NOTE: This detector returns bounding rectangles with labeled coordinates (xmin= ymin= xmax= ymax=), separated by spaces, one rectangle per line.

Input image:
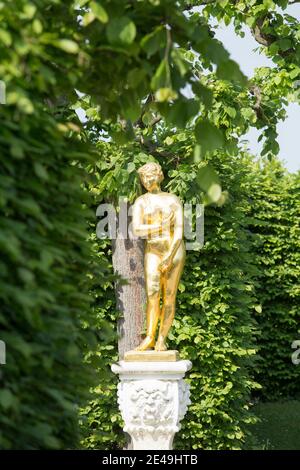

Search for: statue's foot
xmin=135 ymin=335 xmax=155 ymax=351
xmin=155 ymin=336 xmax=167 ymax=351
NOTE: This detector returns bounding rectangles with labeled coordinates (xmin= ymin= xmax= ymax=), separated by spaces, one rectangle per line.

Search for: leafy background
xmin=0 ymin=0 xmax=299 ymax=450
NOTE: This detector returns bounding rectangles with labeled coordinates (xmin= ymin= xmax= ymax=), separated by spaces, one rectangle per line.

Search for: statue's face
xmin=140 ymin=170 xmax=161 ymax=192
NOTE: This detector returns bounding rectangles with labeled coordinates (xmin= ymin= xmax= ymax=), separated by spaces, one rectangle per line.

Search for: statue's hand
xmin=159 ymin=254 xmax=173 ymax=273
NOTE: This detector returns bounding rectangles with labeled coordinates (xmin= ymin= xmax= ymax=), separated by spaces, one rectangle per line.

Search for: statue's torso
xmin=140 ymin=192 xmax=182 ymax=256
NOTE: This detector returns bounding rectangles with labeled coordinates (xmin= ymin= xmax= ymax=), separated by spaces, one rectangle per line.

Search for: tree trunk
xmin=112 ymin=230 xmax=146 ymax=360
xmin=111 ymin=205 xmax=146 ymax=449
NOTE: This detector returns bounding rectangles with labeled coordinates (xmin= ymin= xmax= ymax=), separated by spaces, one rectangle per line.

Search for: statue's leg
xmin=155 ymin=245 xmax=185 ymax=351
xmin=135 ymin=250 xmax=161 ymax=351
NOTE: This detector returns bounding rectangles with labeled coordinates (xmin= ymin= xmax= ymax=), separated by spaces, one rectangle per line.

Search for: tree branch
xmin=137 ymin=135 xmax=175 ymax=160
xmin=249 ymin=84 xmax=270 ymax=122
xmin=251 ymin=16 xmax=276 ymax=47
xmin=250 ymin=14 xmax=295 ymax=58
xmin=250 ymin=84 xmax=262 ymax=110
xmin=185 ymin=0 xmax=216 ymax=7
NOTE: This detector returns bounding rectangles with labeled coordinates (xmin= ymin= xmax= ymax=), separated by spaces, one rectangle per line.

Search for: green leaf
xmin=120 ymin=91 xmax=141 ymax=121
xmin=53 ymin=39 xmax=79 ymax=54
xmin=195 ymin=120 xmax=224 ymax=154
xmin=32 ymin=19 xmax=43 ymax=35
xmin=274 ymin=75 xmax=281 ymax=85
xmin=277 ymin=38 xmax=292 ymax=52
xmin=18 ymin=268 xmax=35 ymax=284
xmin=192 ymin=82 xmax=213 ymax=107
xmin=225 ymin=106 xmax=237 ymax=118
xmin=217 ymin=59 xmax=247 ymax=85
xmin=207 ymin=183 xmax=222 ymax=203
xmin=164 ymin=136 xmax=174 ymax=145
xmin=0 ymin=390 xmax=15 ymax=410
xmin=6 ymin=334 xmax=32 ymax=358
xmin=106 ymin=16 xmax=136 ymax=45
xmin=141 ymin=25 xmax=165 ymax=57
xmin=127 ymin=162 xmax=135 ymax=173
xmin=194 ymin=38 xmax=229 ymax=65
xmin=90 ymin=1 xmax=108 ymax=23
xmin=290 ymin=67 xmax=300 ymax=79
xmin=151 ymin=59 xmax=169 ymax=90
xmin=111 ymin=127 xmax=135 ymax=145
xmin=82 ymin=11 xmax=96 ymax=26
xmin=196 ymin=164 xmax=222 ymax=203
xmin=10 ymin=141 xmax=25 ymax=159
xmin=18 ymin=198 xmax=41 ymax=216
xmin=165 ymin=98 xmax=200 ymax=127
xmin=171 ymin=48 xmax=189 ymax=76
xmin=0 ymin=29 xmax=12 ymax=46
xmin=194 ymin=144 xmax=201 ymax=162
xmin=241 ymin=107 xmax=254 ymax=120
xmin=155 ymin=87 xmax=178 ymax=102
xmin=34 ymin=162 xmax=49 ymax=180
xmin=127 ymin=68 xmax=147 ymax=88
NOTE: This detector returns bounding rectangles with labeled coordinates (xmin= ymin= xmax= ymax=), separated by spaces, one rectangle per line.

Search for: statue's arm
xmin=165 ymin=200 xmax=184 ymax=261
xmin=132 ymin=198 xmax=168 ymax=238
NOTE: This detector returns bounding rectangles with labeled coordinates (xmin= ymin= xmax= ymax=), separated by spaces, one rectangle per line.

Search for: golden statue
xmin=130 ymin=162 xmax=185 ymax=355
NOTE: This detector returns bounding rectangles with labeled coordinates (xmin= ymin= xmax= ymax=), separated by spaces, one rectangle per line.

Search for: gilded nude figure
xmin=132 ymin=162 xmax=185 ymax=352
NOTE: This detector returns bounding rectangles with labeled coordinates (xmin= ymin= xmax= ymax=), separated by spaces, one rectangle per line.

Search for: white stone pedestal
xmin=111 ymin=360 xmax=192 ymax=450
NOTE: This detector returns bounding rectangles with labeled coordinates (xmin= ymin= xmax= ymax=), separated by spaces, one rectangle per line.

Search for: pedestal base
xmin=124 ymin=350 xmax=179 ymax=362
xmin=111 ymin=359 xmax=192 ymax=450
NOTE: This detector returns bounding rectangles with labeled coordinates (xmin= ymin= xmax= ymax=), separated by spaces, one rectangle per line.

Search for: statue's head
xmin=138 ymin=162 xmax=164 ymax=192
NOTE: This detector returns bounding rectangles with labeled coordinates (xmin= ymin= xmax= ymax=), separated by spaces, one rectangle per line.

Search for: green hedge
xmin=0 ymin=0 xmax=102 ymax=449
xmin=167 ymin=157 xmax=260 ymax=449
xmin=0 ymin=103 xmax=102 ymax=448
xmin=79 ymin=236 xmax=124 ymax=450
xmin=247 ymin=160 xmax=300 ymax=400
